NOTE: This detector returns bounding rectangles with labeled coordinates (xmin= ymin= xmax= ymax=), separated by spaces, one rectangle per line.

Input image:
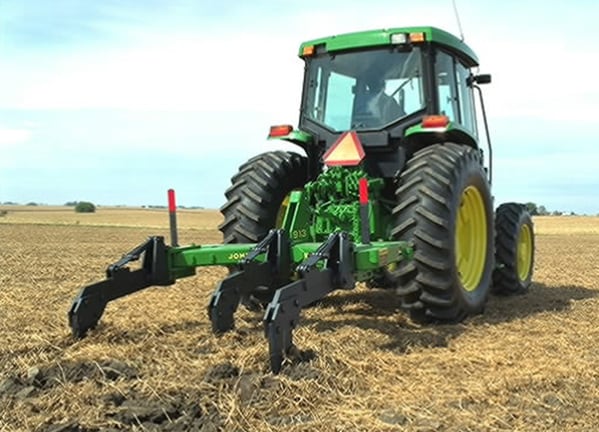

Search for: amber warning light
xmin=268 ymin=124 xmax=293 ymax=138
xmin=302 ymin=45 xmax=315 ymax=56
xmin=409 ymin=32 xmax=426 ymax=43
xmin=322 ymin=131 xmax=365 ymax=167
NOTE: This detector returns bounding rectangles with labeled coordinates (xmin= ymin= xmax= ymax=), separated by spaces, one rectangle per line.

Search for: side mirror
xmin=472 ymin=74 xmax=492 ymax=85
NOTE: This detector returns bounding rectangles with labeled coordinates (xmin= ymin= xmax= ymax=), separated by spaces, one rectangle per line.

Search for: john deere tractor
xmin=69 ymin=26 xmax=535 ymax=373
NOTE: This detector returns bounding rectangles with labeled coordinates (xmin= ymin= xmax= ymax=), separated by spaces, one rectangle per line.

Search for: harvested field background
xmin=1 ymin=206 xmax=599 ymax=431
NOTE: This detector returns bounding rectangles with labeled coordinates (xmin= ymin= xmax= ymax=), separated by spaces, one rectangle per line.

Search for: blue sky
xmin=1 ymin=0 xmax=598 ymax=213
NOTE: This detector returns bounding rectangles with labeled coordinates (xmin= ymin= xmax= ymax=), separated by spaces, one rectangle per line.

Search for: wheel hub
xmin=517 ymin=224 xmax=533 ymax=281
xmin=455 ymin=185 xmax=487 ymax=292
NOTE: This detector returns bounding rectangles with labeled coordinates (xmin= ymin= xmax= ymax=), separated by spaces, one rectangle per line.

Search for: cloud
xmin=0 ymin=1 xmax=462 ymax=113
xmin=0 ymin=33 xmax=305 ymax=121
xmin=479 ymin=44 xmax=599 ymax=121
xmin=1 ymin=0 xmax=598 ymax=212
xmin=0 ymin=125 xmax=32 ymax=172
xmin=0 ymin=126 xmax=31 ymax=148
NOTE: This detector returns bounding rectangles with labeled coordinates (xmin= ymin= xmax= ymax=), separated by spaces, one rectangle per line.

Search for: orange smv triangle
xmin=322 ymin=131 xmax=365 ymax=167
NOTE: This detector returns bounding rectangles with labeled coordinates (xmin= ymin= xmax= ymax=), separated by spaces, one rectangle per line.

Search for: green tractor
xmin=69 ymin=26 xmax=535 ymax=373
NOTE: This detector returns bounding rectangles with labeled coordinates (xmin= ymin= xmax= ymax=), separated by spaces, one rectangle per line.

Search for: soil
xmin=1 ymin=211 xmax=599 ymax=431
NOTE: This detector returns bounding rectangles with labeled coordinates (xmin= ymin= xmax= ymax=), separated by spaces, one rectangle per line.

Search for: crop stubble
xmin=1 ymin=208 xmax=598 ymax=431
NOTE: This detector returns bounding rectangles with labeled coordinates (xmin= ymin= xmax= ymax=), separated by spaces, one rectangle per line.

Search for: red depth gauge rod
xmin=358 ymin=178 xmax=370 ymax=244
xmin=167 ymin=188 xmax=179 ymax=247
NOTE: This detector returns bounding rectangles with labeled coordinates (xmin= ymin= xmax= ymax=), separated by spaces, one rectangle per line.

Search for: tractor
xmin=69 ymin=26 xmax=535 ymax=373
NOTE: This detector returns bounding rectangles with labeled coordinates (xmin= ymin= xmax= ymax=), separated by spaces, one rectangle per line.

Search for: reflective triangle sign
xmin=322 ymin=131 xmax=365 ymax=167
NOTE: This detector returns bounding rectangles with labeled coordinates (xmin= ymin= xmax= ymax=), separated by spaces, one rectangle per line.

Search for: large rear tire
xmin=492 ymin=203 xmax=534 ymax=295
xmin=218 ymin=151 xmax=308 ymax=244
xmin=218 ymin=151 xmax=308 ymax=309
xmin=392 ymin=143 xmax=494 ymax=322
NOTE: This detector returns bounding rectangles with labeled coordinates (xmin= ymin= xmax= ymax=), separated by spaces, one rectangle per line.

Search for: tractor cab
xmin=295 ymin=27 xmax=491 ymax=158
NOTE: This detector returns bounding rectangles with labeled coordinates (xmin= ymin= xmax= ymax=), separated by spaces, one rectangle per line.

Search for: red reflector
xmin=359 ymin=178 xmax=369 ymax=205
xmin=268 ymin=124 xmax=293 ymax=138
xmin=422 ymin=115 xmax=450 ymax=128
xmin=322 ymin=131 xmax=365 ymax=167
xmin=167 ymin=189 xmax=177 ymax=213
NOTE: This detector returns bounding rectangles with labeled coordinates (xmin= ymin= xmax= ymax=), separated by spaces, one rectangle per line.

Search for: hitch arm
xmin=264 ymin=232 xmax=354 ymax=373
xmin=208 ymin=230 xmax=292 ymax=333
xmin=68 ymin=236 xmax=173 ymax=338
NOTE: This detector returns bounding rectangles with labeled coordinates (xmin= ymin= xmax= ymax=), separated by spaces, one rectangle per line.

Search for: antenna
xmin=452 ymin=0 xmax=465 ymax=41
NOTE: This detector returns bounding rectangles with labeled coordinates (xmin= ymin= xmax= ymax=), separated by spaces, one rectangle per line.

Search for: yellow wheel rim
xmin=275 ymin=193 xmax=291 ymax=228
xmin=517 ymin=224 xmax=533 ymax=281
xmin=455 ymin=186 xmax=487 ymax=292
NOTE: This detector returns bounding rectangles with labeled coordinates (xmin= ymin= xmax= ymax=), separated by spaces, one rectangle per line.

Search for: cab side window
xmin=436 ymin=51 xmax=458 ymax=122
xmin=455 ymin=62 xmax=477 ymax=135
xmin=436 ymin=50 xmax=478 ymax=135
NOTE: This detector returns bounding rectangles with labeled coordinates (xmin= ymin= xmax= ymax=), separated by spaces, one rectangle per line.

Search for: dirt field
xmin=1 ymin=206 xmax=598 ymax=431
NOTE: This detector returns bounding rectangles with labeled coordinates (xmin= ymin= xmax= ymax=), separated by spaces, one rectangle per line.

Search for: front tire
xmin=392 ymin=143 xmax=494 ymax=322
xmin=492 ymin=203 xmax=534 ymax=295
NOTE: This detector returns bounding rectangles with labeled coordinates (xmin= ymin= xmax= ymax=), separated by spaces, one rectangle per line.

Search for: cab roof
xmin=299 ymin=26 xmax=479 ymax=67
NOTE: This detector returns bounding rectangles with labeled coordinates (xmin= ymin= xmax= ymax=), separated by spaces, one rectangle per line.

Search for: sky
xmin=1 ymin=0 xmax=598 ymax=213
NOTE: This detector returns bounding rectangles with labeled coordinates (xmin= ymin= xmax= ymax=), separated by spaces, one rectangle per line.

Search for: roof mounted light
xmin=409 ymin=32 xmax=426 ymax=43
xmin=390 ymin=33 xmax=408 ymax=44
xmin=302 ymin=45 xmax=315 ymax=56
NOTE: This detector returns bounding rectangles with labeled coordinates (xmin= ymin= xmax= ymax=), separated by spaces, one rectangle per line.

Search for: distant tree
xmin=570 ymin=211 xmax=577 ymax=216
xmin=537 ymin=205 xmax=549 ymax=216
xmin=26 ymin=202 xmax=38 ymax=206
xmin=75 ymin=201 xmax=96 ymax=213
xmin=64 ymin=201 xmax=79 ymax=206
xmin=552 ymin=210 xmax=563 ymax=216
xmin=525 ymin=202 xmax=538 ymax=216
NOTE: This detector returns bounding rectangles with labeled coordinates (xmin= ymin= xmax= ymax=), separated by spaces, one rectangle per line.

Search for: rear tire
xmin=492 ymin=203 xmax=534 ymax=295
xmin=392 ymin=143 xmax=494 ymax=322
xmin=219 ymin=151 xmax=308 ymax=244
xmin=218 ymin=151 xmax=308 ymax=309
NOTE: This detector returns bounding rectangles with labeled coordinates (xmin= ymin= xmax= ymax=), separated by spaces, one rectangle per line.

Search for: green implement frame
xmin=69 ymin=212 xmax=412 ymax=373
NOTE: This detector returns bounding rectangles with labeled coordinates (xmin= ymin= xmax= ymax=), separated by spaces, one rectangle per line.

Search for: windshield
xmin=302 ymin=47 xmax=424 ymax=131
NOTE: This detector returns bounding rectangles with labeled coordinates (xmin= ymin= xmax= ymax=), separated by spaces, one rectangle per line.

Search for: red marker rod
xmin=167 ymin=189 xmax=179 ymax=247
xmin=358 ymin=178 xmax=370 ymax=244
